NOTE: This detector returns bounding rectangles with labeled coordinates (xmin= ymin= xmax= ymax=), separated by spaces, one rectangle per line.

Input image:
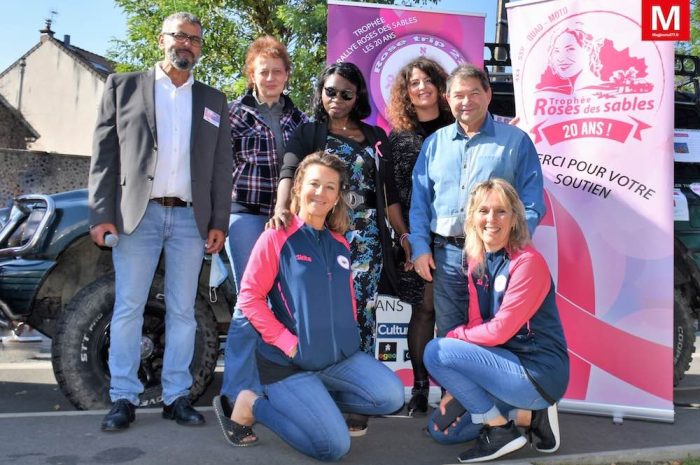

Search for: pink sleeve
xmin=237 ymin=229 xmax=298 ymax=356
xmin=449 ymin=250 xmax=551 ymax=346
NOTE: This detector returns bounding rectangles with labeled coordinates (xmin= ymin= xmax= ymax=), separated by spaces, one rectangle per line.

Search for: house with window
xmin=0 ymin=20 xmax=114 ymax=155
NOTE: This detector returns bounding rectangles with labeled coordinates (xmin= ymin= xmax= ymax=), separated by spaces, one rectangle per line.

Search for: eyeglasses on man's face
xmin=324 ymin=87 xmax=355 ymax=101
xmin=162 ymin=31 xmax=203 ymax=47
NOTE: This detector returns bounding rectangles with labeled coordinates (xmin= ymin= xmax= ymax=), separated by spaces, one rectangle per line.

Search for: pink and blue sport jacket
xmin=238 ymin=215 xmax=360 ymax=375
xmin=447 ymin=245 xmax=569 ymax=402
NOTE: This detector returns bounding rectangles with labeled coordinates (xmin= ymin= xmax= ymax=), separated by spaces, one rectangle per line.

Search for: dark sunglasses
xmin=324 ymin=87 xmax=355 ymax=101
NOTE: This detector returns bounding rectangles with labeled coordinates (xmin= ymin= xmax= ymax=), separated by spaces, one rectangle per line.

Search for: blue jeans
xmin=423 ymin=337 xmax=550 ymax=444
xmin=110 ymin=202 xmax=204 ymax=405
xmin=432 ymin=236 xmax=469 ymax=336
xmin=220 ymin=210 xmax=267 ymax=399
xmin=225 ymin=210 xmax=268 ymax=292
xmin=253 ymin=351 xmax=404 ymax=461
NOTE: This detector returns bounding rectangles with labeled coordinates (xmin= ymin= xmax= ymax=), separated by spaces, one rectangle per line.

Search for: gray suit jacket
xmin=88 ymin=68 xmax=233 ymax=239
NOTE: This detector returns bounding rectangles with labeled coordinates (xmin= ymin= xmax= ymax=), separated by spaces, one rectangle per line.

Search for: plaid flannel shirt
xmin=229 ymin=92 xmax=308 ymax=216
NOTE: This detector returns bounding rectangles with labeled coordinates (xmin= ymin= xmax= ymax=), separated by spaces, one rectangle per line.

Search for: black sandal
xmin=213 ymin=395 xmax=259 ymax=447
xmin=346 ymin=413 xmax=369 ymax=437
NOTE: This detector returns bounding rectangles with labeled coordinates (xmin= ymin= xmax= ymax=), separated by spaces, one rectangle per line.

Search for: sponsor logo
xmin=377 ymin=323 xmax=409 ymax=338
xmin=296 ymin=254 xmax=312 ymax=262
xmin=337 ymin=255 xmax=350 ymax=269
xmin=403 ymin=349 xmax=411 ymax=362
xmin=642 ymin=0 xmax=690 ymax=41
xmin=377 ymin=342 xmax=397 ymax=362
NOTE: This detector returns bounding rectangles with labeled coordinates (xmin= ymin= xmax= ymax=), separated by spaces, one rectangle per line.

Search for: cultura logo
xmin=377 ymin=323 xmax=409 ymax=337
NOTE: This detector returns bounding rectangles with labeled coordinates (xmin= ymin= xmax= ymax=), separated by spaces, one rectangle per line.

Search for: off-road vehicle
xmin=0 ymin=190 xmax=234 ymax=409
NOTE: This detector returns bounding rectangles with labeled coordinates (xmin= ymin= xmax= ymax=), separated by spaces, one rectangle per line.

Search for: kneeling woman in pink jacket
xmin=424 ymin=179 xmax=569 ymax=463
xmin=215 ymin=151 xmax=404 ymax=460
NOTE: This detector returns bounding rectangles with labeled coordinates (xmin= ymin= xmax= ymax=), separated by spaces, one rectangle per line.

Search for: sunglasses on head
xmin=324 ymin=87 xmax=355 ymax=101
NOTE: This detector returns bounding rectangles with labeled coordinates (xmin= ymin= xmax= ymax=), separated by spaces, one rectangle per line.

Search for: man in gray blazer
xmin=88 ymin=12 xmax=233 ymax=432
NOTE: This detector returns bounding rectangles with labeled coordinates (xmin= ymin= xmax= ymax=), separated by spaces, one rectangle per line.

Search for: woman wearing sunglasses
xmin=385 ymin=57 xmax=455 ymax=417
xmin=269 ymin=62 xmax=411 ymax=436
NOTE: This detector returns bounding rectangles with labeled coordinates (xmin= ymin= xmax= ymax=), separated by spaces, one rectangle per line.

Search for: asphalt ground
xmin=0 ymin=333 xmax=699 ymax=465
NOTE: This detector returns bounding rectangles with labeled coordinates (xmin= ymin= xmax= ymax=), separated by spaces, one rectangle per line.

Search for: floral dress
xmin=326 ymin=134 xmax=382 ymax=354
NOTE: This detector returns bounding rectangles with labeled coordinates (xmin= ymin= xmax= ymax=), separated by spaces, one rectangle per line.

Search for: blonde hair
xmin=464 ymin=179 xmax=530 ymax=276
xmin=290 ymin=152 xmax=350 ymax=234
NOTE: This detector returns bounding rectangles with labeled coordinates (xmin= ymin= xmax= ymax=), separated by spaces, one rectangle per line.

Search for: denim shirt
xmin=409 ymin=114 xmax=545 ymax=259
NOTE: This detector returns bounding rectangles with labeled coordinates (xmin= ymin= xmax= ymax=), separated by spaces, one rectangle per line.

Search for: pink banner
xmin=327 ymin=0 xmax=485 ymax=130
xmin=508 ymin=0 xmax=675 ymax=420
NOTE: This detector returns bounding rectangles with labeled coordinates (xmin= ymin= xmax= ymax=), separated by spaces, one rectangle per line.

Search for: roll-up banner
xmin=326 ymin=0 xmax=485 ymax=131
xmin=508 ymin=0 xmax=675 ymax=422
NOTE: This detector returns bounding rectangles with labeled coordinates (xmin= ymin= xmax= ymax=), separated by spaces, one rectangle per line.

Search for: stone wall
xmin=0 ymin=149 xmax=90 ymax=207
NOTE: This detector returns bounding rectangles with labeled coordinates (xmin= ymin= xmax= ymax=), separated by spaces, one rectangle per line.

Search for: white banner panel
xmin=508 ymin=0 xmax=675 ymax=422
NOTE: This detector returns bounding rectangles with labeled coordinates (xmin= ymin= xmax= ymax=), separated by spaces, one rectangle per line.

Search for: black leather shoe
xmin=162 ymin=396 xmax=205 ymax=426
xmin=101 ymin=399 xmax=136 ymax=432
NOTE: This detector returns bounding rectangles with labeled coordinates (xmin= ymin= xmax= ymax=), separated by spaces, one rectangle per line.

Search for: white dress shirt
xmin=152 ymin=63 xmax=194 ymax=201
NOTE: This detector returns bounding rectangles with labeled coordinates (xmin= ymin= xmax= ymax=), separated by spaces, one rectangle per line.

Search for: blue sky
xmin=0 ymin=0 xmax=498 ymax=71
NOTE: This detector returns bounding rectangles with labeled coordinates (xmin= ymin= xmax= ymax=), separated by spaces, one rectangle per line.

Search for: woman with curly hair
xmin=386 ymin=57 xmax=454 ymax=416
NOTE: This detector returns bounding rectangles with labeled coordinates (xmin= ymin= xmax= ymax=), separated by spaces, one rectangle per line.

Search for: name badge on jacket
xmin=203 ymin=107 xmax=220 ymax=127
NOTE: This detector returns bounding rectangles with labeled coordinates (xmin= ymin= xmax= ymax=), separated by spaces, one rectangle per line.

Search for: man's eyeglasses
xmin=324 ymin=87 xmax=355 ymax=101
xmin=162 ymin=31 xmax=203 ymax=47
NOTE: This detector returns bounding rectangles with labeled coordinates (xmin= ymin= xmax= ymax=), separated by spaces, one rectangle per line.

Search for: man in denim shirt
xmin=409 ymin=63 xmax=545 ymax=337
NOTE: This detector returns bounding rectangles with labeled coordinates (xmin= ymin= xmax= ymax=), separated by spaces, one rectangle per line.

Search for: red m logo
xmin=641 ymin=0 xmax=690 ymax=41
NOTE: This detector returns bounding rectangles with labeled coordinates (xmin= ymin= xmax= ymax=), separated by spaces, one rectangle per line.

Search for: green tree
xmin=109 ymin=0 xmax=437 ymax=111
xmin=675 ymin=0 xmax=699 ymax=94
xmin=676 ymin=0 xmax=699 ymax=55
xmin=690 ymin=0 xmax=700 ymax=55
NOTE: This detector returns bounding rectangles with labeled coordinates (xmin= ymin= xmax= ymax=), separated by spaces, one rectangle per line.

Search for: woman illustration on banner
xmin=386 ymin=57 xmax=454 ymax=417
xmin=270 ymin=61 xmax=411 ymax=436
xmin=221 ymin=152 xmax=404 ymax=460
xmin=536 ymin=22 xmax=604 ymax=95
xmin=423 ymin=179 xmax=569 ymax=463
xmin=214 ymin=35 xmax=308 ymax=447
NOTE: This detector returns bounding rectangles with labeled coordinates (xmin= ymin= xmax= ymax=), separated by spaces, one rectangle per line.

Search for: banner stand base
xmin=559 ymin=399 xmax=674 ymax=424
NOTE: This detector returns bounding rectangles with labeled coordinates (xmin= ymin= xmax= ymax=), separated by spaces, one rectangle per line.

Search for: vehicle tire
xmin=51 ymin=272 xmax=218 ymax=410
xmin=674 ymin=288 xmax=696 ymax=387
